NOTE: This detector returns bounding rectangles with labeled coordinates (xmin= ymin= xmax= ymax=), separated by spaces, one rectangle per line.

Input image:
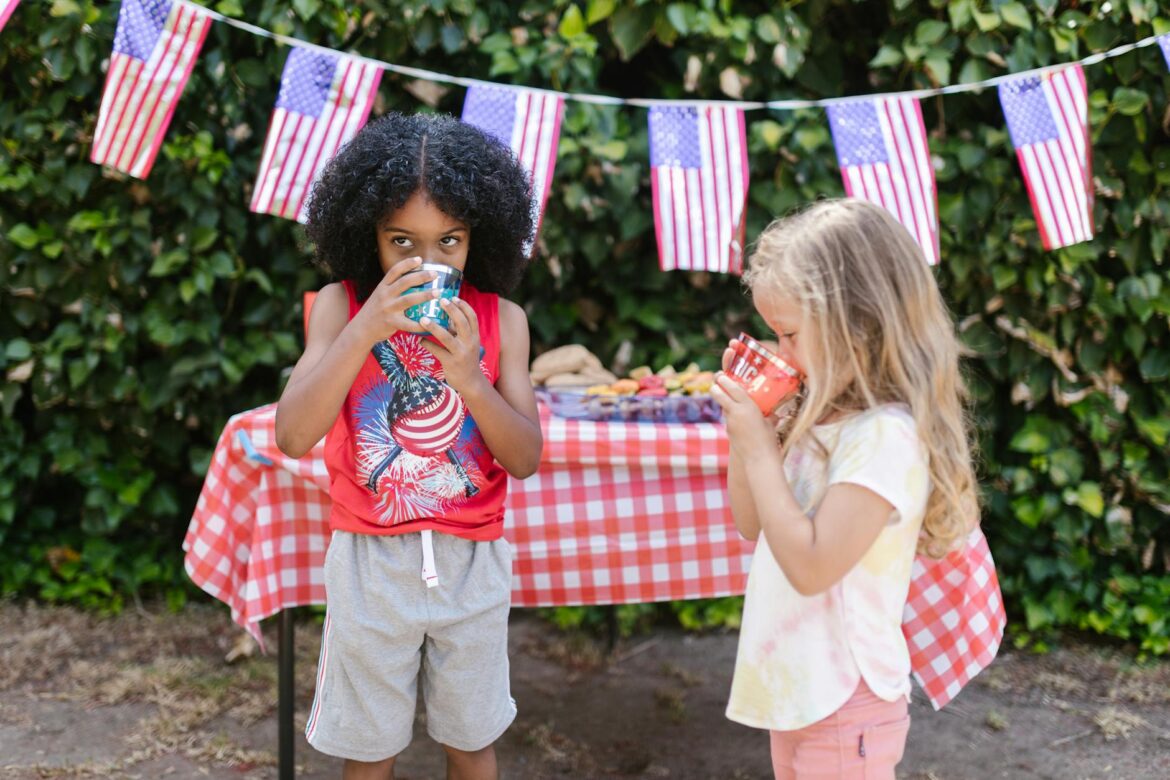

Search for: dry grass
xmin=0 ymin=601 xmax=279 ymax=778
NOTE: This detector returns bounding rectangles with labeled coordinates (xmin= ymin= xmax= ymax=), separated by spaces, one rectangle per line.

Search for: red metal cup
xmin=727 ymin=332 xmax=802 ymax=415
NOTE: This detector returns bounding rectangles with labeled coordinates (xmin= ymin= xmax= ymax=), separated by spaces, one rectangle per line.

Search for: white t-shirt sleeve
xmin=826 ymin=408 xmax=930 ymax=526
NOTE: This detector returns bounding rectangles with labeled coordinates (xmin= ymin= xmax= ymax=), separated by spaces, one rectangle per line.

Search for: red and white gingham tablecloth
xmin=183 ymin=403 xmax=1004 ymax=709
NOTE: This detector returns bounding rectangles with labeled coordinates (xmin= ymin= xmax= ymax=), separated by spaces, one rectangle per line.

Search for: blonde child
xmin=710 ymin=199 xmax=978 ymax=779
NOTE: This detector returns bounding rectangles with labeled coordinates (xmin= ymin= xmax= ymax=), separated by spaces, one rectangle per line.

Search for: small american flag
xmin=251 ymin=48 xmax=382 ymax=223
xmin=1159 ymin=34 xmax=1170 ymax=71
xmin=0 ymin=0 xmax=21 ymax=33
xmin=648 ymin=105 xmax=749 ymax=274
xmin=998 ymin=65 xmax=1093 ymax=250
xmin=90 ymin=0 xmax=212 ymax=179
xmin=826 ymin=97 xmax=939 ymax=265
xmin=462 ymin=85 xmax=564 ymax=242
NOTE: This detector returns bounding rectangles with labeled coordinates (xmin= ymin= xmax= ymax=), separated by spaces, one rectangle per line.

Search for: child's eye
xmin=440 ymin=236 xmax=460 ymax=247
xmin=391 ymin=237 xmax=413 ymax=247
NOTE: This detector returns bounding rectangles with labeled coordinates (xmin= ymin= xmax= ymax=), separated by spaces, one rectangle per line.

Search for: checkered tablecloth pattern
xmin=904 ymin=526 xmax=1006 ymax=709
xmin=184 ymin=402 xmax=1005 ymax=708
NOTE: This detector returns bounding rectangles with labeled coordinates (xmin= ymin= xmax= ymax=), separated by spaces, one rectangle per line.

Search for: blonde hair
xmin=744 ymin=198 xmax=978 ymax=557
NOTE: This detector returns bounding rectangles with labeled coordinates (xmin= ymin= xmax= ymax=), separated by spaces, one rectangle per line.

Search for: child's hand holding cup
xmin=403 ymin=262 xmax=463 ymax=332
xmin=724 ymin=333 xmax=802 ymax=415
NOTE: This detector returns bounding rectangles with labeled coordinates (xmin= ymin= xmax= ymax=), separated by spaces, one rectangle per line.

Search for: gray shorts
xmin=304 ymin=529 xmax=515 ymax=761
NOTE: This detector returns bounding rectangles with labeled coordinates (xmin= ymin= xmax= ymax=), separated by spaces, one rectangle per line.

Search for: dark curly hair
xmin=304 ymin=112 xmax=535 ymax=300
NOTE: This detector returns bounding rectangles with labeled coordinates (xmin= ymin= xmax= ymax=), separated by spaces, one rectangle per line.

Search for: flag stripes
xmin=91 ymin=0 xmax=211 ymax=179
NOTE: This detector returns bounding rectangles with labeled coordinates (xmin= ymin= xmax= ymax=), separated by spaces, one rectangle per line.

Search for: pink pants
xmin=770 ymin=683 xmax=910 ymax=780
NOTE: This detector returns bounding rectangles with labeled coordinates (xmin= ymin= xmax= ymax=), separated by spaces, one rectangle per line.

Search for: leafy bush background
xmin=1 ymin=0 xmax=1168 ymax=652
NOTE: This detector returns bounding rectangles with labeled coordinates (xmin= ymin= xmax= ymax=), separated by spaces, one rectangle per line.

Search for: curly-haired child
xmin=275 ymin=112 xmax=543 ymax=780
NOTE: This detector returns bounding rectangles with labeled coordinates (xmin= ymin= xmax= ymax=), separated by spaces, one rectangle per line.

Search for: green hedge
xmin=1 ymin=0 xmax=1168 ymax=652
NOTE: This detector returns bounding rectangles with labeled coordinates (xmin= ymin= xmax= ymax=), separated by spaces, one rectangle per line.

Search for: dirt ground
xmin=0 ymin=600 xmax=1168 ymax=780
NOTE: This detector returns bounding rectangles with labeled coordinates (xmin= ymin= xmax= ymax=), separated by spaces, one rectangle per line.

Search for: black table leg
xmin=279 ymin=608 xmax=295 ymax=780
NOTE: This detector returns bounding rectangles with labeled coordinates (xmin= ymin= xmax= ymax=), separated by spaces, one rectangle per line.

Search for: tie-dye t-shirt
xmin=725 ymin=404 xmax=929 ymax=731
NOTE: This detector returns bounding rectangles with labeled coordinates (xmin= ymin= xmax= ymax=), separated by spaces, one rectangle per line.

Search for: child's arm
xmin=718 ymin=343 xmax=762 ymax=540
xmin=711 ymin=375 xmax=893 ymax=596
xmin=727 ymin=450 xmax=762 ymax=541
xmin=422 ymin=297 xmax=542 ymax=478
xmin=275 ymin=258 xmax=438 ymax=458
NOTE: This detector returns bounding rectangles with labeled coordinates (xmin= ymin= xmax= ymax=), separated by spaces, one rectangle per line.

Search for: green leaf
xmin=1111 ymin=87 xmax=1149 ymax=117
xmin=214 ymin=0 xmax=243 ymax=16
xmin=586 ymin=0 xmax=617 ymax=25
xmin=665 ymin=4 xmax=690 ymax=35
xmin=609 ymin=6 xmax=656 ymax=60
xmin=948 ymin=0 xmax=973 ymax=29
xmin=149 ymin=249 xmax=189 ymax=277
xmin=999 ymin=2 xmax=1032 ymax=29
xmin=5 ymin=340 xmax=32 ymax=361
xmin=592 ymin=140 xmax=628 ymax=161
xmin=916 ymin=20 xmax=949 ymax=45
xmin=972 ymin=8 xmax=1000 ymax=31
xmin=869 ymin=45 xmax=904 ymax=69
xmin=291 ymin=0 xmax=320 ymax=21
xmin=559 ymin=5 xmax=586 ymax=39
xmin=1064 ymin=482 xmax=1105 ymax=518
xmin=1139 ymin=349 xmax=1170 ymax=381
xmin=755 ymin=15 xmax=781 ymax=44
xmin=1010 ymin=420 xmax=1051 ymax=453
xmin=924 ymin=53 xmax=951 ymax=85
xmin=7 ymin=224 xmax=39 ymax=249
xmin=50 ymin=0 xmax=81 ymax=16
xmin=440 ymin=23 xmax=464 ymax=53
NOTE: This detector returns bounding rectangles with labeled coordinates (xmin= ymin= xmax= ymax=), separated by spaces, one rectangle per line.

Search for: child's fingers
xmin=441 ymin=298 xmax=477 ymax=341
xmin=383 ymin=268 xmax=437 ymax=297
xmin=721 ymin=344 xmax=736 ymax=372
xmin=714 ymin=373 xmax=753 ymax=405
xmin=393 ymin=288 xmax=439 ymax=311
xmin=379 ymin=256 xmax=427 ymax=287
xmin=419 ymin=316 xmax=455 ymax=347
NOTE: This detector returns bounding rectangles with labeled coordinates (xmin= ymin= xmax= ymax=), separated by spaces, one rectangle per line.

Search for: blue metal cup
xmin=403 ymin=262 xmax=463 ymax=331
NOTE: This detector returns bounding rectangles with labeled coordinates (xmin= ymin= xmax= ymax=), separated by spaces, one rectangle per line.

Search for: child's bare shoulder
xmin=497 ymin=298 xmax=529 ymax=330
xmin=306 ymin=282 xmax=350 ymax=338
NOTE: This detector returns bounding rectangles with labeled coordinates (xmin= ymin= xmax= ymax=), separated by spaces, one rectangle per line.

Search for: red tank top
xmin=323 ymin=280 xmax=507 ymax=540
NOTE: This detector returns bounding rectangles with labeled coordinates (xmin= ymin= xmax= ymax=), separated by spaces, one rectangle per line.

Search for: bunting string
xmin=191 ymin=0 xmax=1167 ymax=110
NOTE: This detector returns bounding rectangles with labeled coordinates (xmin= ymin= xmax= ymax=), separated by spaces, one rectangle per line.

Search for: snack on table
xmin=529 ymin=344 xmax=605 ymax=385
xmin=530 ymin=349 xmax=722 ymax=423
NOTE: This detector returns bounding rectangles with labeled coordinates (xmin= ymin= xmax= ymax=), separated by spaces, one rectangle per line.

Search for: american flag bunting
xmin=826 ymin=96 xmax=940 ymax=265
xmin=648 ymin=105 xmax=749 ymax=274
xmin=1159 ymin=34 xmax=1170 ymax=71
xmin=0 ymin=0 xmax=21 ymax=33
xmin=461 ymin=84 xmax=565 ymax=243
xmin=90 ymin=0 xmax=212 ymax=179
xmin=998 ymin=64 xmax=1093 ymax=250
xmin=251 ymin=47 xmax=382 ymax=223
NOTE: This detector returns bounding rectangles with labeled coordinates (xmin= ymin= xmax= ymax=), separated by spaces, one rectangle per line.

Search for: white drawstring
xmin=420 ymin=530 xmax=439 ymax=588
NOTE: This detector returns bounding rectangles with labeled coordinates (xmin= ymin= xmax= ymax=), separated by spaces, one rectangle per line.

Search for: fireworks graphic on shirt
xmin=353 ymin=332 xmax=489 ymax=525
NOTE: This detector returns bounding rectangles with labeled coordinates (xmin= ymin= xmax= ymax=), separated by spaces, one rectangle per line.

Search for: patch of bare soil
xmin=1 ymin=600 xmax=1168 ymax=779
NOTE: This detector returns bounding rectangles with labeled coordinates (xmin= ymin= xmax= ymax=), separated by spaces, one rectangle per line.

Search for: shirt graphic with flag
xmin=0 ymin=0 xmax=21 ymax=33
xmin=251 ymin=48 xmax=382 ymax=223
xmin=998 ymin=64 xmax=1093 ymax=250
xmin=90 ymin=0 xmax=212 ymax=179
xmin=648 ymin=105 xmax=749 ymax=274
xmin=827 ymin=97 xmax=940 ymax=265
xmin=462 ymin=85 xmax=564 ymax=244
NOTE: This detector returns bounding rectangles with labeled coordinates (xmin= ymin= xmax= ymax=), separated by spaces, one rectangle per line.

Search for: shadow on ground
xmin=1 ymin=601 xmax=1168 ymax=779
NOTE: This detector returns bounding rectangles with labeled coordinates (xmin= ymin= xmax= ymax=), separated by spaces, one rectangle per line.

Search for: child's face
xmin=753 ymin=290 xmax=811 ymax=379
xmin=377 ymin=191 xmax=470 ymax=274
